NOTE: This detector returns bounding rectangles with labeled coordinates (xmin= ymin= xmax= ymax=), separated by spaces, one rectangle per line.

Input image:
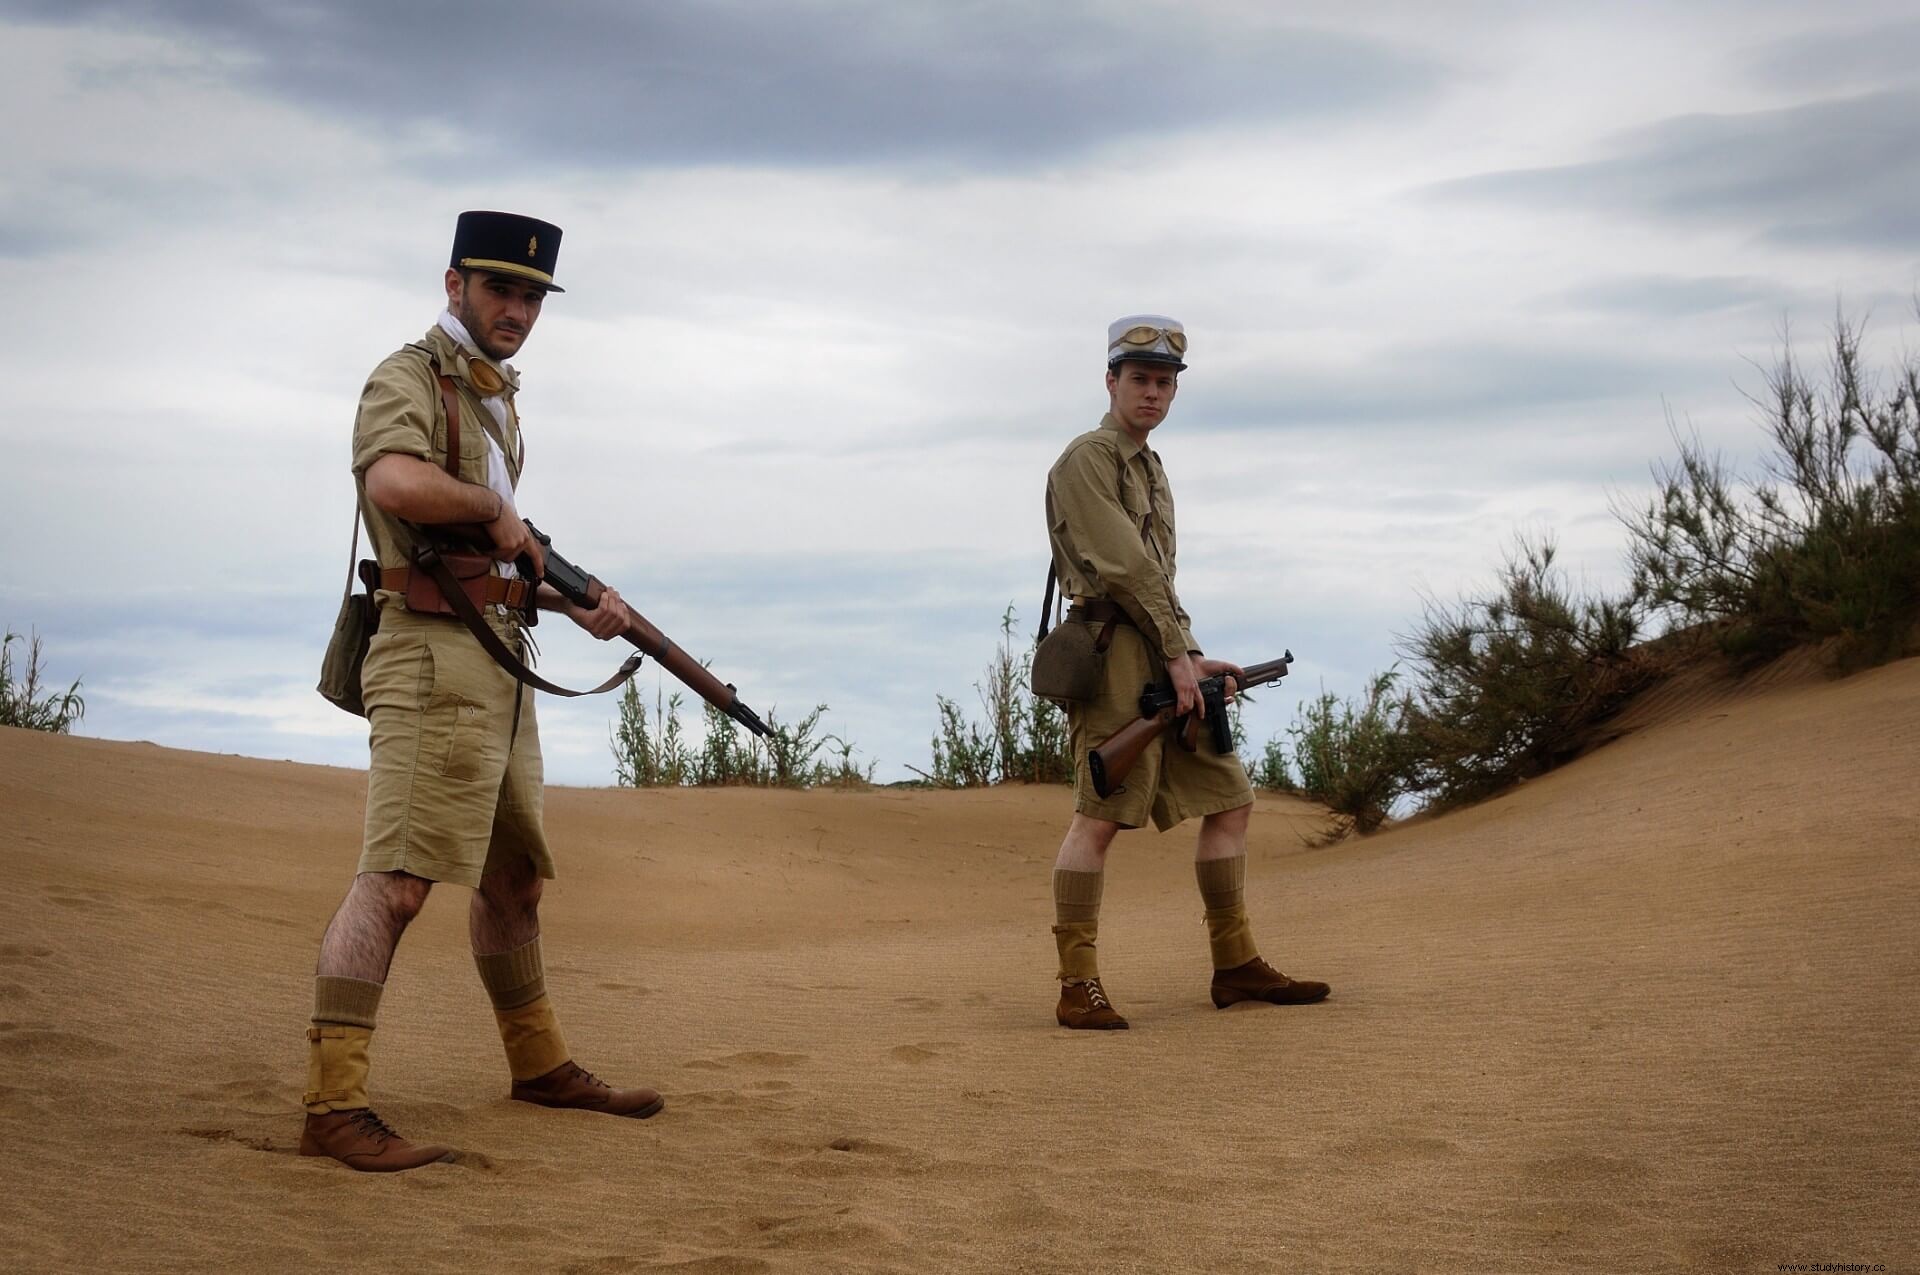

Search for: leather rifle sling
xmin=425 ymin=376 xmax=637 ymax=698
xmin=436 ymin=374 xmax=463 ymax=478
xmin=416 ymin=547 xmax=642 ymax=698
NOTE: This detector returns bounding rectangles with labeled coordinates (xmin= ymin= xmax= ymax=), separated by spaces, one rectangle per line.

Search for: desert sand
xmin=1 ymin=650 xmax=1916 ymax=1274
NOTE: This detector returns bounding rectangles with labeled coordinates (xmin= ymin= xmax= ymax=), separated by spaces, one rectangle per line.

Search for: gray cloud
xmin=1747 ymin=17 xmax=1920 ymax=94
xmin=1194 ymin=341 xmax=1716 ymax=434
xmin=1433 ymin=90 xmax=1920 ymax=250
xmin=1554 ymin=274 xmax=1788 ymax=317
xmin=10 ymin=1 xmax=1441 ymax=169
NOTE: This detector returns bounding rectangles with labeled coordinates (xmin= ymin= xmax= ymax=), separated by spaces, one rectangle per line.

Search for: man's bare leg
xmin=317 ymin=870 xmax=433 ymax=981
xmin=301 ymin=870 xmax=451 ymax=1171
xmin=1056 ymin=812 xmax=1123 ymax=872
xmin=470 ymin=856 xmax=663 ymax=1117
xmin=1052 ymin=814 xmax=1127 ymax=1028
xmin=471 ymin=853 xmax=542 ymax=956
xmin=1195 ymin=801 xmax=1251 ymax=863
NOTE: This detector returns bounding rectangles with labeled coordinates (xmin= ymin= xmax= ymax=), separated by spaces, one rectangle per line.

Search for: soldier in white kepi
xmin=1037 ymin=314 xmax=1332 ymax=1029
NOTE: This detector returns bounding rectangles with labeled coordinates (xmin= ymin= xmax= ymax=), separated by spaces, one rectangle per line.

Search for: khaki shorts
xmin=356 ymin=604 xmax=553 ymax=888
xmin=1067 ymin=623 xmax=1254 ymax=832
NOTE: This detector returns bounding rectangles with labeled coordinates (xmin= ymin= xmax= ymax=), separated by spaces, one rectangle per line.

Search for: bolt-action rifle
xmin=514 ymin=521 xmax=771 ymax=737
xmin=1086 ymin=652 xmax=1292 ymax=799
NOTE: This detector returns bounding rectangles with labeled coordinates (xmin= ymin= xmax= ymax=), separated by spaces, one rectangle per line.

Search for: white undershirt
xmin=437 ymin=310 xmax=520 ymax=579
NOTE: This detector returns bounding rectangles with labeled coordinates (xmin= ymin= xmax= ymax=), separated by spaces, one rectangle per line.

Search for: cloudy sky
xmin=3 ymin=0 xmax=1917 ymax=787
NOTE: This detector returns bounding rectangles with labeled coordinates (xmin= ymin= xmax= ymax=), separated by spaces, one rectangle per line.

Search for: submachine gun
xmin=1086 ymin=652 xmax=1293 ymax=799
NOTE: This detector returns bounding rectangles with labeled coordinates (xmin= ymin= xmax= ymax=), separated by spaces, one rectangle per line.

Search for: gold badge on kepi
xmin=527 ymin=235 xmax=538 ymax=258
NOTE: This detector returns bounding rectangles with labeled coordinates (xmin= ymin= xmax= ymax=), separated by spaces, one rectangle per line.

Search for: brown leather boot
xmin=1056 ymin=978 xmax=1129 ymax=1030
xmin=298 ymin=1108 xmax=454 ymax=1172
xmin=511 ymin=1060 xmax=665 ymax=1118
xmin=1211 ymin=956 xmax=1330 ymax=1008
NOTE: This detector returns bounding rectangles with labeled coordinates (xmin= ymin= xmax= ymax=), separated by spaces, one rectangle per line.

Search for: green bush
xmin=1399 ymin=535 xmax=1649 ymax=810
xmin=610 ymin=683 xmax=690 ymax=787
xmin=926 ymin=605 xmax=1072 ymax=787
xmin=611 ymin=679 xmax=871 ymax=789
xmin=1259 ymin=671 xmax=1409 ymax=834
xmin=1 ymin=629 xmax=84 ymax=734
xmin=1623 ymin=316 xmax=1920 ymax=669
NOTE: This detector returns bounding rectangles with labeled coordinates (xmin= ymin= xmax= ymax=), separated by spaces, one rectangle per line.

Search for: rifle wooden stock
xmin=1087 ymin=707 xmax=1178 ymax=799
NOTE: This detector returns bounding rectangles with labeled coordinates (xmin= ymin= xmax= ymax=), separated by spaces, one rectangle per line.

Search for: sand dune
xmin=2 ymin=652 xmax=1916 ymax=1273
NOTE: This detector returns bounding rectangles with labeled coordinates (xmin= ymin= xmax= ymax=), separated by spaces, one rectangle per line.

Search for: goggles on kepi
xmin=1114 ymin=325 xmax=1188 ymax=356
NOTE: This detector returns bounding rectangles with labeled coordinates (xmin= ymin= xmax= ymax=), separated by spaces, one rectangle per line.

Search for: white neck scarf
xmin=436 ymin=310 xmax=520 ymax=578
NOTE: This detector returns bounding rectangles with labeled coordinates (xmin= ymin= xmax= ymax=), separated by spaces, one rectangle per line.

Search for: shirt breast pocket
xmin=431 ymin=408 xmax=491 ymax=482
xmin=1118 ymin=470 xmax=1154 ymax=533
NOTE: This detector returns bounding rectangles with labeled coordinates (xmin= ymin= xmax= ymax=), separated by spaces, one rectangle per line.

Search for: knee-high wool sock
xmin=474 ymin=936 xmax=571 ymax=1082
xmin=305 ymin=975 xmax=383 ymax=1114
xmin=1052 ymin=868 xmax=1105 ymax=983
xmin=1195 ymin=855 xmax=1259 ymax=970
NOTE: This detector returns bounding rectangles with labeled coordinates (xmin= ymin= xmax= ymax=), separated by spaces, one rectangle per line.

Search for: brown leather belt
xmin=1066 ymin=600 xmax=1137 ymax=628
xmin=381 ymin=557 xmax=532 ymax=615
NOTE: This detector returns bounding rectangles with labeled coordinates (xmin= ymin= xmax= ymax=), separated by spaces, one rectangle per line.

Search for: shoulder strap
xmin=435 ymin=374 xmax=462 ymax=479
xmin=339 ymin=497 xmax=364 ymax=602
xmin=1036 ymin=564 xmax=1057 ymax=641
xmin=415 ymin=547 xmax=642 ymax=698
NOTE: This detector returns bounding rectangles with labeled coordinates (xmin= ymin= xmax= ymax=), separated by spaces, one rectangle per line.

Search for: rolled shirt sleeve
xmin=1050 ymin=441 xmax=1193 ymax=660
xmin=351 ymin=354 xmax=436 ymax=476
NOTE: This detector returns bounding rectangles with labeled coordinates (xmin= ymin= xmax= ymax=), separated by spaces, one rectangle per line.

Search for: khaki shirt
xmin=1046 ymin=412 xmax=1197 ymax=660
xmin=351 ymin=325 xmax=524 ymax=578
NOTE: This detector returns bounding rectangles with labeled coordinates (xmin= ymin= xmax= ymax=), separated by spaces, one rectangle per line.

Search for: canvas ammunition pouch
xmin=1029 ymin=565 xmax=1130 ymax=706
xmin=317 ymin=538 xmax=380 ymax=718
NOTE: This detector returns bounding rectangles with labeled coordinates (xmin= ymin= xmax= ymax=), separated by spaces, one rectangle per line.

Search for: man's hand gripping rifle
xmin=1086 ymin=651 xmax=1292 ymax=799
xmin=520 ymin=521 xmax=771 ymax=738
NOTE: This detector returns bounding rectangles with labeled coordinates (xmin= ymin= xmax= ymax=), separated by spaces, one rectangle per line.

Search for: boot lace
xmin=563 ymin=1061 xmax=610 ymax=1091
xmin=346 ymin=1109 xmax=400 ymax=1143
xmin=1083 ymin=980 xmax=1113 ymax=1011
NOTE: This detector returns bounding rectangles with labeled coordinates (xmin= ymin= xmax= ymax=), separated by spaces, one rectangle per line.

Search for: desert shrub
xmin=1 ymin=629 xmax=84 ymax=734
xmin=819 ymin=734 xmax=878 ymax=789
xmin=611 ymin=679 xmax=869 ymax=789
xmin=762 ymin=704 xmax=834 ymax=788
xmin=1623 ymin=316 xmax=1920 ymax=669
xmin=610 ymin=683 xmax=690 ymax=787
xmin=1278 ymin=671 xmax=1411 ymax=834
xmin=1399 ymin=535 xmax=1650 ymax=810
xmin=1249 ymin=735 xmax=1297 ymax=793
xmin=925 ymin=605 xmax=1072 ymax=787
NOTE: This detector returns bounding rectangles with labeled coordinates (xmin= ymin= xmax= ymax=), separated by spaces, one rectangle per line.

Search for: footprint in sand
xmin=42 ymin=888 xmax=121 ymax=914
xmin=179 ymin=1126 xmax=282 ymax=1154
xmin=0 ymin=945 xmax=53 ymax=964
xmin=0 ymin=1028 xmax=121 ymax=1061
xmin=0 ymin=1083 xmax=45 ymax=1117
xmin=188 ymin=1067 xmax=300 ymax=1113
xmin=462 ymin=1222 xmax=554 ymax=1242
xmin=887 ymin=1042 xmax=954 ymax=1065
xmin=893 ymin=995 xmax=942 ymax=1011
xmin=575 ymin=1256 xmax=772 ymax=1275
xmin=682 ymin=1051 xmax=809 ymax=1071
xmin=596 ymin=981 xmax=653 ymax=996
